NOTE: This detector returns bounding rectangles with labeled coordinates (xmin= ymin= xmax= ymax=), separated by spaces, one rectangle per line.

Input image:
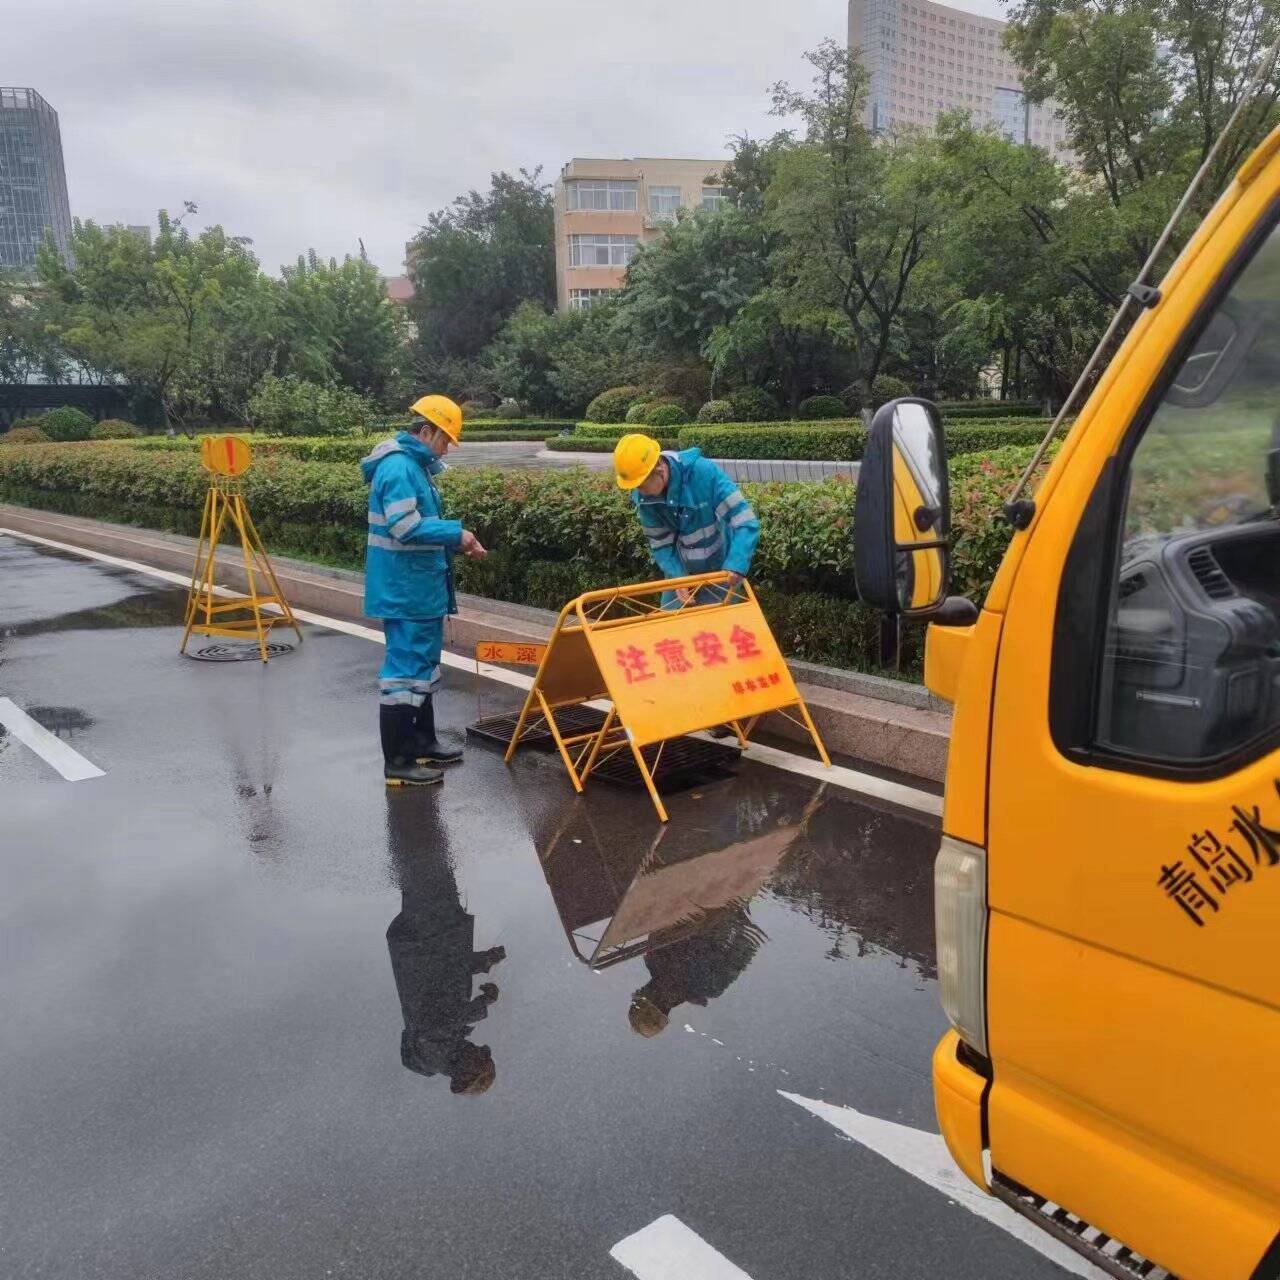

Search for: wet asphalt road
xmin=1 ymin=533 xmax=1074 ymax=1280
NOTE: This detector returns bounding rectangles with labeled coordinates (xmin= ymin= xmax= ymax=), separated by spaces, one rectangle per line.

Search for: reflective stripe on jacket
xmin=360 ymin=432 xmax=463 ymax=620
xmin=631 ymin=448 xmax=760 ymax=582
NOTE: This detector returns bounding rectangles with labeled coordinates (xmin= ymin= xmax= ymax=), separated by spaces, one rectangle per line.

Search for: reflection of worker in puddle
xmin=385 ymin=795 xmax=505 ymax=1094
xmin=628 ymin=903 xmax=766 ymax=1037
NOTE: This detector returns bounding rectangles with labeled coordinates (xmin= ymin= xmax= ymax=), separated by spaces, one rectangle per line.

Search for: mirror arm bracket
xmin=1003 ymin=498 xmax=1036 ymax=530
xmin=1126 ymin=280 xmax=1162 ymax=310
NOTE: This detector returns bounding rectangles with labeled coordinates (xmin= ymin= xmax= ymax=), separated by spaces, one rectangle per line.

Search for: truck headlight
xmin=935 ymin=835 xmax=988 ymax=1058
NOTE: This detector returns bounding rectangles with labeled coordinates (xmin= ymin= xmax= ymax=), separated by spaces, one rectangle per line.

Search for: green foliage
xmin=624 ymin=401 xmax=650 ymax=424
xmin=9 ymin=417 xmax=49 ymax=432
xmin=492 ymin=398 xmax=525 ymax=419
xmin=406 ymin=169 xmax=556 ymax=373
xmin=696 ymin=399 xmax=735 ymax=423
xmin=641 ymin=402 xmax=690 ymax=428
xmin=278 ymin=251 xmax=406 ymax=402
xmin=729 ymin=386 xmax=778 ymax=422
xmin=682 ymin=424 xmax=865 ymax=461
xmin=90 ymin=419 xmax=142 ymax=439
xmin=839 ymin=384 xmax=864 ymax=414
xmin=869 ymin=375 xmax=913 ymax=408
xmin=940 ymin=399 xmax=1041 ymax=418
xmin=460 ymin=399 xmax=492 ymax=418
xmin=797 ymin=394 xmax=847 ymax=420
xmin=247 ymin=375 xmax=376 ymax=437
xmin=545 ymin=434 xmax=680 ymax=453
xmin=0 ymin=442 xmax=1049 ymax=671
xmin=584 ymin=385 xmax=642 ymax=423
xmin=2 ymin=425 xmax=49 ymax=444
xmin=38 ymin=406 xmax=96 ymax=441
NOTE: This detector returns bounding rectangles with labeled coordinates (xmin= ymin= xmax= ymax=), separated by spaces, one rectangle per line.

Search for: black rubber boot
xmin=413 ymin=695 xmax=464 ymax=765
xmin=381 ymin=704 xmax=443 ymax=787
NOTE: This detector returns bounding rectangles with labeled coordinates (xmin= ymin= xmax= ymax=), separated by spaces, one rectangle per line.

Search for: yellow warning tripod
xmin=180 ymin=435 xmax=302 ymax=662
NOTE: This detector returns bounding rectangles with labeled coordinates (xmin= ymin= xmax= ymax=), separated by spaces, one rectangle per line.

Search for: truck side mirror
xmin=854 ymin=398 xmax=955 ymax=617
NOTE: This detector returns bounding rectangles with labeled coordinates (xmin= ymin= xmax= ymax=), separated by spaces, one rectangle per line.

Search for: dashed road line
xmin=0 ymin=697 xmax=105 ymax=781
xmin=780 ymin=1090 xmax=1108 ymax=1278
xmin=0 ymin=528 xmax=941 ymax=816
xmin=610 ymin=1214 xmax=756 ymax=1280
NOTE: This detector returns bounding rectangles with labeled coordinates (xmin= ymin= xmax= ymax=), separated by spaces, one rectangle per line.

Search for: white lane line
xmin=0 ymin=527 xmax=940 ymax=815
xmin=780 ymin=1091 xmax=1109 ymax=1279
xmin=0 ymin=697 xmax=105 ymax=781
xmin=610 ymin=1215 xmax=756 ymax=1280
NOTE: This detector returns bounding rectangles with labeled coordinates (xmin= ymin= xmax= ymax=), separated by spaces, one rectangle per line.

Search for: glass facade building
xmin=0 ymin=88 xmax=72 ymax=272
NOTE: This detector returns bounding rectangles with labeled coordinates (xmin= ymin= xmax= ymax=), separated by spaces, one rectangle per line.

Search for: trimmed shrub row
xmin=0 ymin=440 xmax=1053 ymax=674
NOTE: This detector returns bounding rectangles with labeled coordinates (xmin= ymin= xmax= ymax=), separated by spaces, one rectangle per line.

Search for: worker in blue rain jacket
xmin=361 ymin=395 xmax=487 ymax=786
xmin=612 ymin=433 xmax=760 ymax=607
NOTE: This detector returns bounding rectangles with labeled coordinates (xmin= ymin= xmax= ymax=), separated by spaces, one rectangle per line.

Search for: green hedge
xmin=0 ymin=440 xmax=1055 ymax=673
xmin=940 ymin=400 xmax=1042 ymax=419
xmin=546 ymin=434 xmax=681 ymax=453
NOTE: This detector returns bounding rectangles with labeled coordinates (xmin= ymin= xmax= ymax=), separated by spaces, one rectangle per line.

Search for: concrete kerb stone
xmin=0 ymin=502 xmax=952 ymax=783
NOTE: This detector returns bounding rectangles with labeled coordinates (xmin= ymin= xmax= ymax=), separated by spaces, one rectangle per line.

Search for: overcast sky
xmin=19 ymin=0 xmax=1006 ymax=278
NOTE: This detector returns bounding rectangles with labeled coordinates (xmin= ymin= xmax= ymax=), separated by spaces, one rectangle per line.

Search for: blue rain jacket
xmin=631 ymin=449 xmax=760 ymax=587
xmin=361 ymin=432 xmax=463 ymax=620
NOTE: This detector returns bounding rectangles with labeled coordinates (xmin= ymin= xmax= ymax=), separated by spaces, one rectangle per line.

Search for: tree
xmin=766 ymin=40 xmax=947 ymax=391
xmin=1005 ymin=0 xmax=1280 ymax=288
xmin=279 ymin=251 xmax=405 ymax=403
xmin=35 ymin=208 xmax=263 ymax=427
xmin=406 ymin=169 xmax=555 ymax=377
xmin=486 ymin=300 xmax=636 ymax=417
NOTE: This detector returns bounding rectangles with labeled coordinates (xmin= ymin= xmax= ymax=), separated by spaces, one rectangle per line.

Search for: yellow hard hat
xmin=613 ymin=433 xmax=662 ymax=491
xmin=409 ymin=394 xmax=463 ymax=444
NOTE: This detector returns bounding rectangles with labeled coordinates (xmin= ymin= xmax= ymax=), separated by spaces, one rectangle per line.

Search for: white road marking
xmin=0 ymin=697 xmax=105 ymax=781
xmin=0 ymin=527 xmax=940 ymax=815
xmin=780 ymin=1091 xmax=1109 ymax=1279
xmin=610 ymin=1215 xmax=756 ymax=1280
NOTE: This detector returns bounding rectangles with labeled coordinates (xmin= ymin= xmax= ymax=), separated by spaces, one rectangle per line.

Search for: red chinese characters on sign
xmin=616 ymin=645 xmax=654 ymax=684
xmin=613 ymin=628 xmax=786 ymax=696
xmin=654 ymin=638 xmax=694 ymax=675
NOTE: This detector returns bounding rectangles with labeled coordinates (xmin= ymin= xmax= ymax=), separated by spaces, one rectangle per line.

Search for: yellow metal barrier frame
xmin=503 ymin=571 xmax=830 ymax=821
xmin=180 ymin=472 xmax=303 ymax=662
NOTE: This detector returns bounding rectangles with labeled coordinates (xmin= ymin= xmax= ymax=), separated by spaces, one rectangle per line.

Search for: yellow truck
xmin=854 ymin=121 xmax=1280 ymax=1277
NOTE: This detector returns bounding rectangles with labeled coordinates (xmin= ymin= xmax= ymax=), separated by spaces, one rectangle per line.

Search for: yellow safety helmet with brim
xmin=614 ymin=433 xmax=662 ymax=491
xmin=410 ymin=394 xmax=463 ymax=444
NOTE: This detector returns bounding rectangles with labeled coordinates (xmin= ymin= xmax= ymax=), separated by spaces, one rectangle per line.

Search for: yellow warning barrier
xmin=503 ymin=571 xmax=830 ymax=821
xmin=180 ymin=435 xmax=302 ymax=662
xmin=475 ymin=640 xmax=547 ymax=666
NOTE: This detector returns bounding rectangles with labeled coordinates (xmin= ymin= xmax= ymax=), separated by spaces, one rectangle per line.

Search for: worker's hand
xmin=461 ymin=530 xmax=487 ymax=559
xmin=675 ymin=586 xmax=696 ymax=605
xmin=725 ymin=572 xmax=744 ymax=589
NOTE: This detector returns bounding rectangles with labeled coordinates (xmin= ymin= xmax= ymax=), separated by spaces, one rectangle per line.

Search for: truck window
xmin=1095 ymin=223 xmax=1280 ymax=768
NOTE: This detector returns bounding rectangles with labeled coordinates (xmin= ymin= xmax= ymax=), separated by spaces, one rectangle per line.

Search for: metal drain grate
xmin=590 ymin=735 xmax=740 ymax=794
xmin=468 ymin=705 xmax=608 ymax=752
xmin=991 ymin=1172 xmax=1178 ymax=1279
xmin=187 ymin=641 xmax=296 ymax=662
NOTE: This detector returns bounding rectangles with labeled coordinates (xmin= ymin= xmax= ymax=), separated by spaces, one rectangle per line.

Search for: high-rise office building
xmin=0 ymin=88 xmax=73 ymax=272
xmin=848 ymin=0 xmax=1072 ymax=162
xmin=553 ymin=157 xmax=726 ymax=311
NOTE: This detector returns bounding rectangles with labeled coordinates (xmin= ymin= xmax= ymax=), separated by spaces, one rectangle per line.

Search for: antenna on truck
xmin=1002 ymin=38 xmax=1280 ymax=530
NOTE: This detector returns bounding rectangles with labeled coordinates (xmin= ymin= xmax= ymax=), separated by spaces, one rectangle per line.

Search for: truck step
xmin=991 ymin=1171 xmax=1178 ymax=1280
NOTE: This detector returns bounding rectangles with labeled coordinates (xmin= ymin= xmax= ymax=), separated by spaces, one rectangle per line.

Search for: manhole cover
xmin=187 ymin=642 xmax=296 ymax=662
xmin=468 ymin=705 xmax=608 ymax=751
xmin=591 ymin=735 xmax=740 ymax=794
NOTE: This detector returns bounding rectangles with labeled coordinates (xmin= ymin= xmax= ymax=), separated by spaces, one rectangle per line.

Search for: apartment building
xmin=848 ymin=0 xmax=1072 ymax=162
xmin=553 ymin=157 xmax=726 ymax=311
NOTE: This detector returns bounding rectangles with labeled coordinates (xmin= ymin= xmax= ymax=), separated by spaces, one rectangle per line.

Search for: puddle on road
xmin=6 ymin=587 xmax=189 ymax=637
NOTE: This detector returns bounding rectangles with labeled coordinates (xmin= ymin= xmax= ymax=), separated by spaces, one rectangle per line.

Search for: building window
xmin=568 ymin=288 xmax=616 ymax=310
xmin=568 ymin=234 xmax=639 ymax=267
xmin=566 ymin=180 xmax=638 ymax=212
xmin=648 ymin=185 xmax=681 ymax=217
xmin=701 ymin=186 xmax=725 ymax=211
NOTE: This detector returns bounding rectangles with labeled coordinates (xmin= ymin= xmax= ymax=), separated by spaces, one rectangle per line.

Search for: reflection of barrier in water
xmin=530 ymin=784 xmax=824 ymax=970
xmin=502 ymin=571 xmax=830 ymax=821
xmin=180 ymin=435 xmax=302 ymax=663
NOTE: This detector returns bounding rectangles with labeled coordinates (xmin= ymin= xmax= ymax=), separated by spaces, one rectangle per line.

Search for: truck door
xmin=984 ymin=203 xmax=1280 ymax=1277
